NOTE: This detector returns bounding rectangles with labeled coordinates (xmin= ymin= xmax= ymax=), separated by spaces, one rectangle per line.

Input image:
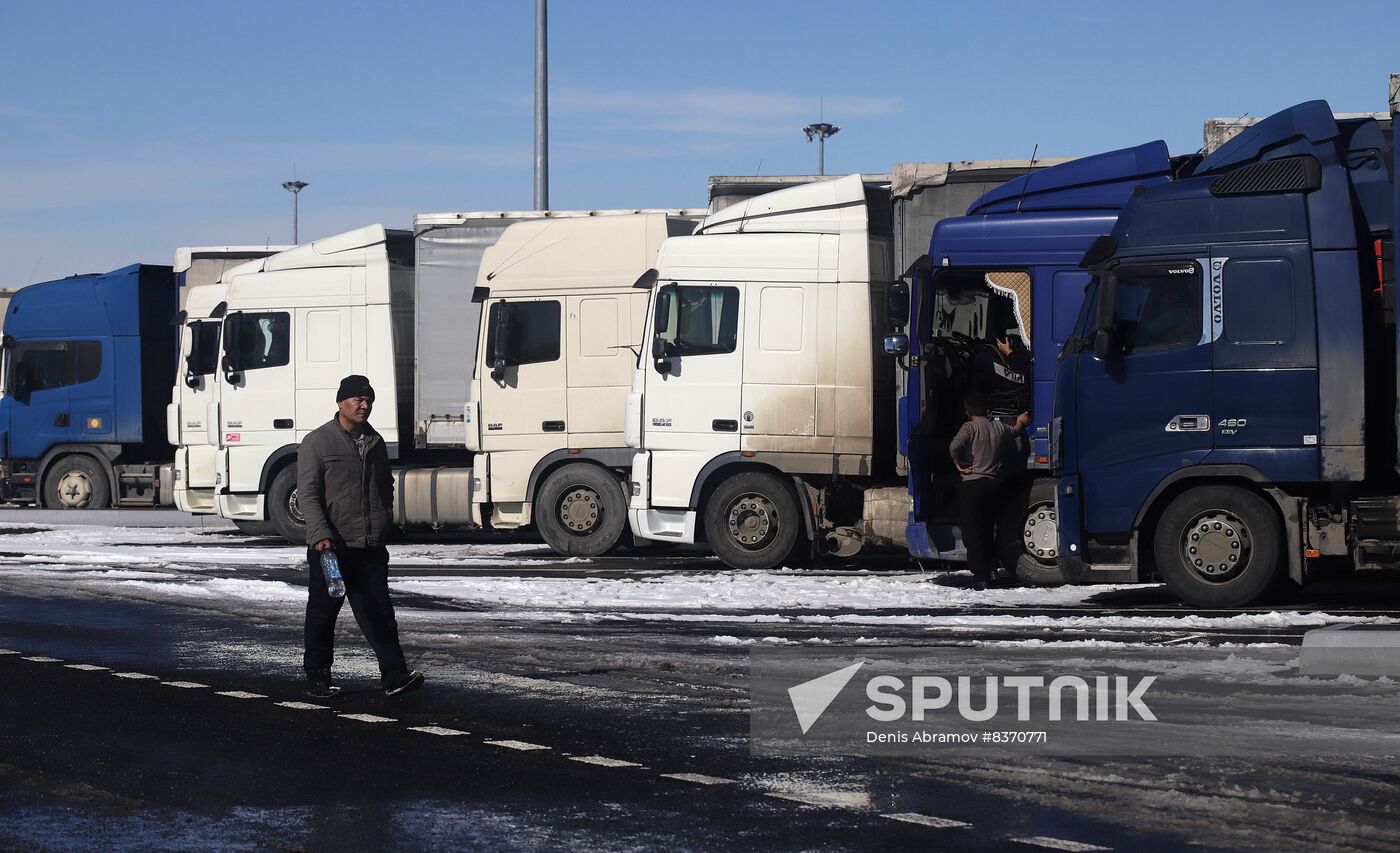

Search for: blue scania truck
xmin=1053 ymin=99 xmax=1396 ymax=606
xmin=0 ymin=264 xmax=179 ymax=507
xmin=899 ymin=143 xmax=1186 ymax=583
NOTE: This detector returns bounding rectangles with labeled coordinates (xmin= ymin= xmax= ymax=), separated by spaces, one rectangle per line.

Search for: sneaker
xmin=305 ymin=670 xmax=341 ymax=699
xmin=384 ymin=670 xmax=425 ymax=697
xmin=971 ymin=578 xmax=989 ymax=592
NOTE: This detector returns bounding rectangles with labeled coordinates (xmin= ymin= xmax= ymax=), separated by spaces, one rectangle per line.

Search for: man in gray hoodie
xmin=298 ymin=374 xmax=423 ymax=698
xmin=949 ymin=392 xmax=1030 ymax=590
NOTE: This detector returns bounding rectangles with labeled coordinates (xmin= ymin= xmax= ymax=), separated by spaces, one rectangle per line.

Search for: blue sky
xmin=1 ymin=0 xmax=1396 ymax=285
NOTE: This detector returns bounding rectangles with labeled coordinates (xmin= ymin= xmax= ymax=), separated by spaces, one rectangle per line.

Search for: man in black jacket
xmin=298 ymin=374 xmax=423 ymax=699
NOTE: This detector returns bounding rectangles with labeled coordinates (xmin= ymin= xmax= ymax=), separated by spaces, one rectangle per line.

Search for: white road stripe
xmin=21 ymin=656 xmax=62 ymax=663
xmin=660 ymin=773 xmax=737 ymax=786
xmin=162 ymin=681 xmax=209 ymax=689
xmin=882 ymin=812 xmax=972 ymax=829
xmin=484 ymin=739 xmax=550 ymax=751
xmin=339 ymin=713 xmax=396 ymax=723
xmin=0 ymin=649 xmax=20 ymax=655
xmin=1012 ymin=837 xmax=1111 ymax=852
xmin=765 ymin=791 xmax=872 ymax=810
xmin=112 ymin=672 xmax=160 ymax=680
xmin=216 ymin=691 xmax=267 ymax=700
xmin=276 ymin=701 xmax=330 ymax=711
xmin=408 ymin=726 xmax=469 ymax=737
xmin=569 ymin=755 xmax=643 ymax=768
xmin=64 ymin=664 xmax=110 ymax=672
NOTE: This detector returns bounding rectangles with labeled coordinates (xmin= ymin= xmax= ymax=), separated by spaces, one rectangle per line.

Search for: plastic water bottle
xmin=320 ymin=551 xmax=346 ymax=598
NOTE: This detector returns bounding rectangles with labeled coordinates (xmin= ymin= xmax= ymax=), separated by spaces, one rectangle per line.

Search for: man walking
xmin=298 ymin=374 xmax=423 ymax=698
xmin=949 ymin=392 xmax=1030 ymax=591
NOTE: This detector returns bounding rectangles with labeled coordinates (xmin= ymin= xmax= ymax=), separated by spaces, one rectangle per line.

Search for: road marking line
xmin=276 ymin=701 xmax=330 ymax=711
xmin=0 ymin=649 xmax=20 ymax=655
xmin=21 ymin=656 xmax=62 ymax=663
xmin=1164 ymin=633 xmax=1207 ymax=645
xmin=216 ymin=691 xmax=267 ymax=700
xmin=339 ymin=713 xmax=396 ymax=723
xmin=659 ymin=773 xmax=737 ymax=786
xmin=65 ymin=664 xmax=110 ymax=672
xmin=765 ymin=791 xmax=872 ymax=810
xmin=569 ymin=755 xmax=643 ymax=768
xmin=161 ymin=681 xmax=209 ymax=689
xmin=882 ymin=812 xmax=972 ymax=829
xmin=112 ymin=672 xmax=160 ymax=680
xmin=1011 ymin=837 xmax=1111 ymax=852
xmin=408 ymin=726 xmax=469 ymax=737
xmin=484 ymin=739 xmax=550 ymax=751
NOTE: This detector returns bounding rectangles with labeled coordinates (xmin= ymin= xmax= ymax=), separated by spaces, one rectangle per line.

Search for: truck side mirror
xmin=1092 ymin=328 xmax=1118 ymax=360
xmin=651 ymin=336 xmax=673 ymax=374
xmin=887 ymin=281 xmax=910 ymax=328
xmin=883 ymin=334 xmax=910 ymax=358
xmin=185 ymin=372 xmax=200 ymax=390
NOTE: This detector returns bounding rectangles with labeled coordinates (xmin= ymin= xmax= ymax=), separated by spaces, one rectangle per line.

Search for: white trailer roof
xmin=478 ymin=214 xmax=693 ymax=295
xmin=415 ymin=208 xmax=706 ymax=228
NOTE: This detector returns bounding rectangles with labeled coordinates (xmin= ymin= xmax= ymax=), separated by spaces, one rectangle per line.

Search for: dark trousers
xmin=304 ymin=545 xmax=408 ymax=685
xmin=958 ymin=477 xmax=1000 ymax=581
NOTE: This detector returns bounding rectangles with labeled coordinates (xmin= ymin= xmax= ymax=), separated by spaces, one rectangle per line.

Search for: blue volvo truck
xmin=899 ymin=143 xmax=1185 ymax=583
xmin=1054 ymin=99 xmax=1397 ymax=606
xmin=0 ymin=264 xmax=179 ymax=508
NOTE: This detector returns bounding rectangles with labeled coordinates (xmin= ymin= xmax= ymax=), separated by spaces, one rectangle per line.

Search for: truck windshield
xmin=1110 ymin=265 xmax=1202 ymax=353
xmin=186 ymin=321 xmax=221 ymax=376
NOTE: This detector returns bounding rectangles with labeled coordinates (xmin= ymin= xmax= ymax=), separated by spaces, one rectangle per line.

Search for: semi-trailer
xmin=1054 ymin=97 xmax=1397 ymax=606
xmin=0 ymin=264 xmax=178 ymax=507
xmin=207 ymin=212 xmax=700 ymax=544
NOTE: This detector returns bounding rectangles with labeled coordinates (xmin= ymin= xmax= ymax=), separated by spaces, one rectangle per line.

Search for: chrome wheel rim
xmin=57 ymin=470 xmax=94 ymax=508
xmin=1022 ymin=500 xmax=1058 ymax=563
xmin=288 ymin=487 xmax=306 ymax=525
xmin=1180 ymin=509 xmax=1251 ymax=583
xmin=727 ymin=493 xmax=777 ymax=550
xmin=558 ymin=486 xmax=602 ymax=535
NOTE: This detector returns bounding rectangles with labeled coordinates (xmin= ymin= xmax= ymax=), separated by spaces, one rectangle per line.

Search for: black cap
xmin=336 ymin=374 xmax=375 ymax=402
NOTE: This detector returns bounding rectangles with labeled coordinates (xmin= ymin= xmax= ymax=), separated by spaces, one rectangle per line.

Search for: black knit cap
xmin=336 ymin=374 xmax=375 ymax=402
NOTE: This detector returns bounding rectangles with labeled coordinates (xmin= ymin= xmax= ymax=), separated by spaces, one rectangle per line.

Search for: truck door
xmin=565 ymin=294 xmax=638 ymax=441
xmin=642 ymin=282 xmax=743 ymax=508
xmin=219 ymin=310 xmax=295 ymax=485
xmin=479 ymin=297 xmax=567 ymax=500
xmin=5 ymin=341 xmax=75 ymax=459
xmin=179 ymin=319 xmax=221 ymax=445
xmin=1073 ymin=261 xmax=1214 ymax=534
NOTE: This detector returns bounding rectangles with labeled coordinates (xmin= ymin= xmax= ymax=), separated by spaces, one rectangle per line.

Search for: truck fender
xmin=688 ymin=453 xmax=805 ymax=534
xmin=1135 ymin=464 xmax=1304 ymax=584
xmin=525 ymin=448 xmax=634 ymax=501
xmin=37 ymin=445 xmax=121 ymax=504
xmin=257 ymin=445 xmax=300 ymax=494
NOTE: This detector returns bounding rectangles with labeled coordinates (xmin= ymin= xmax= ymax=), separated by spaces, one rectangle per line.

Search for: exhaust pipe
xmin=824 ymin=526 xmax=863 ymax=558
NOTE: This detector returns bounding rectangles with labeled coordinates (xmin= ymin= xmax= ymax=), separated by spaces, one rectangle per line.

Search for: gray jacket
xmin=297 ymin=416 xmax=394 ymax=548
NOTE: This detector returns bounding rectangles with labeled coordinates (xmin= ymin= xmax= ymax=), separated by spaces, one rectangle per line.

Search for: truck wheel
xmin=233 ymin=519 xmax=278 ymax=537
xmin=1153 ymin=485 xmax=1283 ymax=607
xmin=996 ymin=478 xmax=1065 ymax=586
xmin=43 ymin=455 xmax=110 ymax=509
xmin=535 ymin=463 xmax=628 ymax=557
xmin=267 ymin=466 xmax=307 ymax=545
xmin=703 ymin=472 xmax=801 ymax=570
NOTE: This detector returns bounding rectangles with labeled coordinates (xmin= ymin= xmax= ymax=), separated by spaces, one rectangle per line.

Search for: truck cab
xmin=1 ymin=264 xmax=177 ymax=508
xmin=902 ymin=142 xmax=1179 ymax=583
xmin=1056 ymin=100 xmax=1396 ymax=606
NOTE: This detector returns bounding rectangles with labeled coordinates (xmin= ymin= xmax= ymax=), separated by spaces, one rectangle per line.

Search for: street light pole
xmin=802 ymin=122 xmax=840 ymax=175
xmin=282 ymin=180 xmax=309 ymax=243
xmin=534 ymin=0 xmax=549 ymax=210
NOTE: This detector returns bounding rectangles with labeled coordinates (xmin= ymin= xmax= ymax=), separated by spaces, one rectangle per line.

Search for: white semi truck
xmin=626 ymin=175 xmax=908 ymax=568
xmin=167 ymin=246 xmax=288 ymax=523
xmin=207 ymin=212 xmax=698 ymax=545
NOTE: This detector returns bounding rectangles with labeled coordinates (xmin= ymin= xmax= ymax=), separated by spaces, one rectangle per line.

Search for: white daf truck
xmin=627 ymin=175 xmax=907 ymax=568
xmin=167 ymin=246 xmax=288 ymax=522
xmin=209 ymin=212 xmax=697 ymax=545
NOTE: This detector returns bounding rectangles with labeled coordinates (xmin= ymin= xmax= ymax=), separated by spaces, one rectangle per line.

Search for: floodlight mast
xmin=282 ymin=180 xmax=309 ymax=243
xmin=802 ymin=122 xmax=840 ymax=175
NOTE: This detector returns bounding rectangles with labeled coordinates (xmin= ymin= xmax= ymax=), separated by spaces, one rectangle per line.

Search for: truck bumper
xmin=217 ymin=492 xmax=266 ymax=521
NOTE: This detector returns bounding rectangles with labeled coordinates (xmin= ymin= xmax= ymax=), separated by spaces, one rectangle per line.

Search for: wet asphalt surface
xmin=2 ymin=525 xmax=1400 ymax=850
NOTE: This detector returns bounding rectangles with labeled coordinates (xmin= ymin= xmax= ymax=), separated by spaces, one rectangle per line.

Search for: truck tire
xmin=703 ymin=471 xmax=801 ymax=570
xmin=43 ymin=455 xmax=110 ymax=509
xmin=233 ymin=519 xmax=278 ymax=537
xmin=267 ymin=465 xmax=307 ymax=545
xmin=534 ymin=463 xmax=628 ymax=558
xmin=996 ymin=478 xmax=1065 ymax=586
xmin=1153 ymin=485 xmax=1283 ymax=608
